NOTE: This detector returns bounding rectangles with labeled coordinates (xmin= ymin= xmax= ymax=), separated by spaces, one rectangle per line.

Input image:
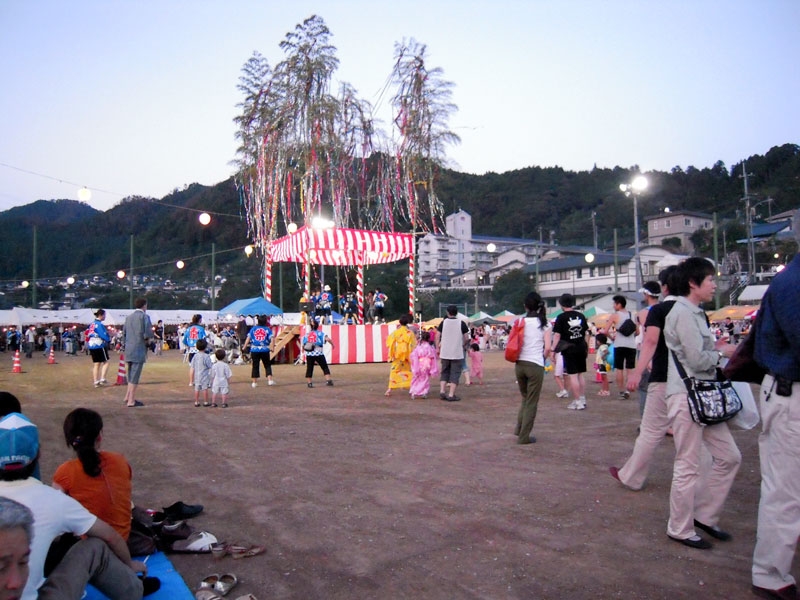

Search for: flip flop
xmin=199 ymin=574 xmax=220 ymax=589
xmin=214 ymin=573 xmax=238 ymax=596
xmin=170 ymin=531 xmax=218 ymax=553
xmin=231 ymin=544 xmax=266 ymax=559
xmin=195 ymin=591 xmax=223 ymax=600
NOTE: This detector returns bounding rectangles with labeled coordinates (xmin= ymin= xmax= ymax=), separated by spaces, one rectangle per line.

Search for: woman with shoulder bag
xmin=663 ymin=257 xmax=740 ymax=550
xmin=513 ymin=292 xmax=552 ymax=445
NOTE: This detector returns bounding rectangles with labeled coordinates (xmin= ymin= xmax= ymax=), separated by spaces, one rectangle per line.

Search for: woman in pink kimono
xmin=409 ymin=331 xmax=439 ymax=399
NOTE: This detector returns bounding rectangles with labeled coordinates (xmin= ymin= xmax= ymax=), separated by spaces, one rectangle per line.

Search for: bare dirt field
xmin=1 ymin=348 xmax=787 ymax=599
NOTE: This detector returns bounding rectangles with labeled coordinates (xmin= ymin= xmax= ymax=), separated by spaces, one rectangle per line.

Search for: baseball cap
xmin=0 ymin=412 xmax=39 ymax=471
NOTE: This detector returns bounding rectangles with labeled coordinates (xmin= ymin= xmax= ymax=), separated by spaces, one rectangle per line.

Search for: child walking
xmin=211 ymin=348 xmax=232 ymax=408
xmin=191 ymin=338 xmax=213 ymax=407
xmin=595 ymin=333 xmax=610 ymax=396
xmin=468 ymin=342 xmax=484 ymax=385
xmin=409 ymin=331 xmax=439 ymax=399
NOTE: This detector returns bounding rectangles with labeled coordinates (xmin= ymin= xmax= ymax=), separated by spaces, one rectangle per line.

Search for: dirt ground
xmin=1 ymin=348 xmax=791 ymax=599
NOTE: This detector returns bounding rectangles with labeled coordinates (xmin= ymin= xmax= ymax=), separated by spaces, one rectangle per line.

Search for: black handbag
xmin=617 ymin=315 xmax=637 ymax=337
xmin=671 ymin=351 xmax=742 ymax=426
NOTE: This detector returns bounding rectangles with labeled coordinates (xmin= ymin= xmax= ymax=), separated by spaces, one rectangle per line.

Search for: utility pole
xmin=591 ymin=211 xmax=598 ymax=250
xmin=740 ymin=161 xmax=755 ymax=282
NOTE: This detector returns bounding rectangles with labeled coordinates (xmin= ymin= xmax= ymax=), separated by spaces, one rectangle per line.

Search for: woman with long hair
xmin=514 ymin=291 xmax=552 ymax=444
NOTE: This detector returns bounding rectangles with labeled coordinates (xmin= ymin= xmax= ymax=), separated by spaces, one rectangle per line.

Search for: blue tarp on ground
xmin=217 ymin=297 xmax=283 ymax=317
xmin=85 ymin=551 xmax=193 ymax=599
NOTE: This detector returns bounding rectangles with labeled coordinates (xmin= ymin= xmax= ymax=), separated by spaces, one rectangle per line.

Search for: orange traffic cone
xmin=114 ymin=353 xmax=127 ymax=386
xmin=12 ymin=350 xmax=22 ymax=373
xmin=47 ymin=346 xmax=56 ymax=364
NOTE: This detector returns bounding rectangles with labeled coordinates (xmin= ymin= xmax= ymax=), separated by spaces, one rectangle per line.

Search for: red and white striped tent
xmin=264 ymin=226 xmax=415 ymax=322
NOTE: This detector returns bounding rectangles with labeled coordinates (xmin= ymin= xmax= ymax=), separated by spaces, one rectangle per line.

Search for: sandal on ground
xmin=170 ymin=531 xmax=218 ymax=553
xmin=214 ymin=573 xmax=238 ymax=596
xmin=199 ymin=574 xmax=220 ymax=589
xmin=211 ymin=542 xmax=249 ymax=558
xmin=231 ymin=544 xmax=266 ymax=559
xmin=195 ymin=591 xmax=223 ymax=600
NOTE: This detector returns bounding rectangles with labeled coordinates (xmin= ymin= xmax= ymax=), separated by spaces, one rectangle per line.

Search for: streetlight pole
xmin=474 ymin=273 xmax=482 ymax=314
xmin=129 ymin=234 xmax=134 ymax=309
xmin=211 ymin=242 xmax=216 ymax=311
xmin=619 ymin=175 xmax=648 ymax=297
xmin=31 ymin=225 xmax=37 ymax=307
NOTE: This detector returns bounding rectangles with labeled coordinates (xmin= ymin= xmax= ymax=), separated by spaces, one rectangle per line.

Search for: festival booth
xmin=266 ymin=226 xmax=413 ymax=364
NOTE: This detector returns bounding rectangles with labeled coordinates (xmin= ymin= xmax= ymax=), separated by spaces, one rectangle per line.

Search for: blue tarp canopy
xmin=217 ymin=297 xmax=283 ymax=317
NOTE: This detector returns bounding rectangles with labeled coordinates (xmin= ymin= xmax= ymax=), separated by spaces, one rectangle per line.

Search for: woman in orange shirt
xmin=52 ymin=408 xmax=133 ymax=542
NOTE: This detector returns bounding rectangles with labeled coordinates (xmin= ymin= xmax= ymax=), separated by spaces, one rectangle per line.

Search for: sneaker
xmin=556 ymin=390 xmax=569 ymax=398
xmin=566 ymin=400 xmax=580 ymax=410
xmin=251 ymin=382 xmax=257 ymax=388
xmin=325 ymin=380 xmax=334 ymax=387
xmin=307 ymin=382 xmax=313 ymax=388
xmin=93 ymin=381 xmax=100 ymax=388
xmin=268 ymin=380 xmax=275 ymax=386
xmin=576 ymin=401 xmax=587 ymax=410
xmin=620 ymin=391 xmax=630 ymax=399
xmin=99 ymin=378 xmax=108 ymax=384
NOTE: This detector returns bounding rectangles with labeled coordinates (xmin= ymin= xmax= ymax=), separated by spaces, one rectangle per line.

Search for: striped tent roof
xmin=269 ymin=226 xmax=414 ymax=266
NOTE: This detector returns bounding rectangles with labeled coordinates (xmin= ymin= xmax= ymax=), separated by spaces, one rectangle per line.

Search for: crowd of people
xmin=3 ymin=212 xmax=799 ymax=598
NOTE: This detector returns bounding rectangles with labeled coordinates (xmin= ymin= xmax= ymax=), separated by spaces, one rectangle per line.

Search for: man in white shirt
xmin=436 ymin=305 xmax=469 ymax=402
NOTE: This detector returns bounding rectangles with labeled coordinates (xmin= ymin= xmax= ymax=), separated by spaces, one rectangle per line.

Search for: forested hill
xmin=1 ymin=143 xmax=798 ymax=283
xmin=435 ymin=143 xmax=800 ymax=248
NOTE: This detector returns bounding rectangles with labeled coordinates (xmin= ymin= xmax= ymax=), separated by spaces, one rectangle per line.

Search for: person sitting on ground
xmin=52 ymin=408 xmax=135 ymax=550
xmin=0 ymin=412 xmax=157 ymax=599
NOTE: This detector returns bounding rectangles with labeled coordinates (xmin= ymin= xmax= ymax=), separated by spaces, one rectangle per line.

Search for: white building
xmin=418 ymin=210 xmax=541 ymax=282
xmin=646 ymin=210 xmax=713 ymax=253
xmin=417 ymin=209 xmax=687 ymax=309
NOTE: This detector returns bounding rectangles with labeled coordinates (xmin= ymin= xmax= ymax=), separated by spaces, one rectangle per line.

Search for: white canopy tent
xmin=0 ymin=307 xmax=220 ymax=328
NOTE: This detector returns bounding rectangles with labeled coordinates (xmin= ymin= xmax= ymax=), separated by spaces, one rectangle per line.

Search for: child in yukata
xmin=212 ymin=348 xmax=232 ymax=408
xmin=192 ymin=338 xmax=214 ymax=407
xmin=468 ymin=342 xmax=484 ymax=385
xmin=409 ymin=331 xmax=439 ymax=399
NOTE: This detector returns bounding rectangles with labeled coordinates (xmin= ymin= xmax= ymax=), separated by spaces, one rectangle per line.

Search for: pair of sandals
xmin=210 ymin=542 xmax=266 ymax=560
xmin=196 ymin=573 xmax=256 ymax=599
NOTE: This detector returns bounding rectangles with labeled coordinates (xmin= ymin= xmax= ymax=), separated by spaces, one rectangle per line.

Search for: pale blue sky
xmin=1 ymin=0 xmax=798 ymax=211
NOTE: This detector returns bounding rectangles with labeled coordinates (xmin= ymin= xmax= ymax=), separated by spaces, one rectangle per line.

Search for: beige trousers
xmin=618 ymin=382 xmax=670 ymax=490
xmin=666 ymin=391 xmax=741 ymax=539
xmin=752 ymin=374 xmax=800 ymax=590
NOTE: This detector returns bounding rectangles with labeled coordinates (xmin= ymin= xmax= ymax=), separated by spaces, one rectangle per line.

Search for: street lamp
xmin=474 ymin=273 xmax=483 ymax=314
xmin=619 ymin=175 xmax=648 ymax=296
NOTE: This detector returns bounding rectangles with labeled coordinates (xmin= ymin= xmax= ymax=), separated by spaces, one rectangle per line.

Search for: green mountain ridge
xmin=1 ymin=143 xmax=798 ymax=309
